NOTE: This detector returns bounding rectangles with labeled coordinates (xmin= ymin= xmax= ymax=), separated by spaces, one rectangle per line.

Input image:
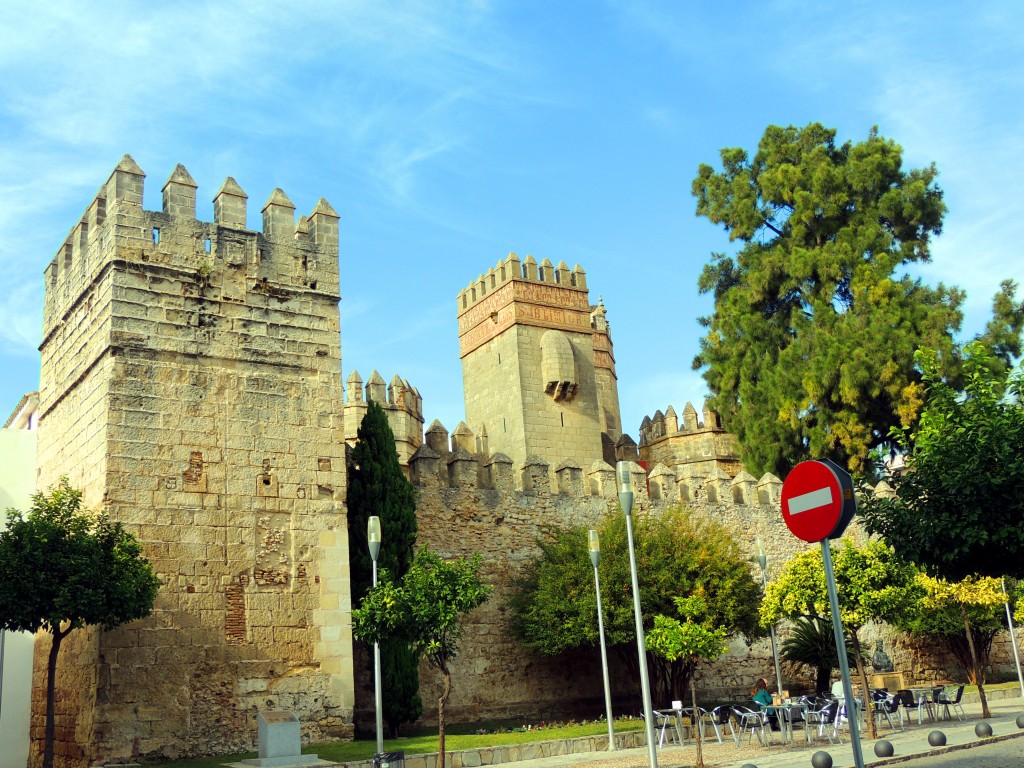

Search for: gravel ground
xmin=564 ymin=735 xmax=791 ymax=768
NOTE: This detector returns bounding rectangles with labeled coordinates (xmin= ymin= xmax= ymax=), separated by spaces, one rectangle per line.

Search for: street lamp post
xmin=616 ymin=461 xmax=658 ymax=768
xmin=367 ymin=516 xmax=384 ymax=757
xmin=1002 ymin=579 xmax=1024 ymax=699
xmin=755 ymin=538 xmax=785 ymax=705
xmin=589 ymin=529 xmax=616 ymax=751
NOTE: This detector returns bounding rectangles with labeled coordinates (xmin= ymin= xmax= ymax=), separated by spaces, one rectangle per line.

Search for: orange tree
xmin=760 ymin=539 xmax=922 ymax=739
xmin=0 ymin=479 xmax=160 ymax=768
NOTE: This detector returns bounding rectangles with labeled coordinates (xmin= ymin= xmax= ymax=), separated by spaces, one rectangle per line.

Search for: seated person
xmin=831 ymin=679 xmax=845 ymax=700
xmin=752 ymin=678 xmax=780 ymax=729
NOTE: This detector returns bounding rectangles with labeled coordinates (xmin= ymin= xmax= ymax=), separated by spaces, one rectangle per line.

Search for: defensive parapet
xmin=43 ymin=156 xmax=340 ymax=346
xmin=638 ymin=401 xmax=742 ymax=479
xmin=344 ymin=370 xmax=424 ymax=467
xmin=35 ymin=156 xmax=350 ymax=765
xmin=457 ymin=252 xmax=587 ymax=317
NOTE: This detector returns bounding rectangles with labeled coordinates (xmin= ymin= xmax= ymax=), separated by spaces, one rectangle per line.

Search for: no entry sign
xmin=781 ymin=459 xmax=856 ymax=542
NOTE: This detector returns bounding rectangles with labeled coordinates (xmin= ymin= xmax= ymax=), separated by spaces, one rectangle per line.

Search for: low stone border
xmin=339 ymin=731 xmax=648 ymax=768
xmin=961 ymin=687 xmax=1023 ymax=705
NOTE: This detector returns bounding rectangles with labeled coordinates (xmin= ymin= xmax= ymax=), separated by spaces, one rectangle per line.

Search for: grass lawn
xmin=144 ymin=718 xmax=645 ymax=768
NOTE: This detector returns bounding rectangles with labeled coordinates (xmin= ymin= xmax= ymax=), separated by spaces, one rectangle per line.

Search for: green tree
xmin=0 ymin=479 xmax=160 ymax=768
xmin=508 ymin=508 xmax=763 ymax=704
xmin=691 ymin=122 xmax=965 ymax=477
xmin=760 ymin=539 xmax=922 ymax=739
xmin=646 ymin=596 xmax=728 ymax=768
xmin=860 ymin=342 xmax=1024 ymax=581
xmin=976 ymin=280 xmax=1024 ymax=376
xmin=779 ymin=616 xmax=858 ymax=695
xmin=347 ymin=400 xmax=422 ymax=734
xmin=893 ymin=574 xmax=1003 ymax=718
xmin=353 ymin=549 xmax=492 ymax=768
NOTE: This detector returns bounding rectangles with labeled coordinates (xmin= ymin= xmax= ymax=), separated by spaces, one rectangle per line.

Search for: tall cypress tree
xmin=347 ymin=399 xmax=422 ymax=735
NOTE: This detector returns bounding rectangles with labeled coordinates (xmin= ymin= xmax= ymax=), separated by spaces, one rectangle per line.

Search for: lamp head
xmin=616 ymin=461 xmax=633 ymax=494
xmin=755 ymin=537 xmax=767 ymax=571
xmin=367 ymin=515 xmax=381 ymax=562
xmin=616 ymin=460 xmax=635 ymax=516
xmin=589 ymin=529 xmax=600 ymax=568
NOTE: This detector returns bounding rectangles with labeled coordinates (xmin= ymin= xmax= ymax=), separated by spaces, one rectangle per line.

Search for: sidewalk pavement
xmin=503 ymin=694 xmax=1024 ymax=768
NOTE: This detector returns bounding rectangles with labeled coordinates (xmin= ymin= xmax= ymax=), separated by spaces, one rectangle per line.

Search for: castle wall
xmin=401 ymin=450 xmax=814 ymax=723
xmin=34 ymin=158 xmax=353 ymax=765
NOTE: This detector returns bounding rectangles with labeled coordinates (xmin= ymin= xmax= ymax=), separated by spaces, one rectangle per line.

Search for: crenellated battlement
xmin=42 ymin=155 xmax=341 ymax=343
xmin=638 ymin=400 xmax=742 ymax=479
xmin=456 ymin=252 xmax=587 ymax=315
xmin=344 ymin=370 xmax=424 ymax=467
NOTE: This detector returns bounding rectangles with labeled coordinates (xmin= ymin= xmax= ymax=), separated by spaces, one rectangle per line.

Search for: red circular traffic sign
xmin=781 ymin=460 xmax=845 ymax=543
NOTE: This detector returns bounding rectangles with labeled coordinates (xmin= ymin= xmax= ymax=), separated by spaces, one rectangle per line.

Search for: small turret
xmin=108 ymin=154 xmax=145 ymax=213
xmin=162 ymin=164 xmax=198 ymax=219
xmin=262 ymin=188 xmax=296 ymax=238
xmin=309 ymin=198 xmax=339 ymax=248
xmin=366 ymin=370 xmax=386 ymax=403
xmin=214 ymin=177 xmax=248 ymax=228
xmin=346 ymin=371 xmax=363 ymax=403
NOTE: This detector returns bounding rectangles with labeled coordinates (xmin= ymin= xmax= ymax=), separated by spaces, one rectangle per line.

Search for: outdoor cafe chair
xmin=804 ymin=698 xmax=841 ymax=744
xmin=706 ymin=704 xmax=735 ymax=744
xmin=871 ymin=690 xmax=903 ymax=732
xmin=652 ymin=710 xmax=682 ymax=747
xmin=731 ymin=705 xmax=771 ymax=746
xmin=894 ymin=689 xmax=916 ymax=726
xmin=937 ymin=685 xmax=966 ymax=721
xmin=910 ymin=687 xmax=938 ymax=723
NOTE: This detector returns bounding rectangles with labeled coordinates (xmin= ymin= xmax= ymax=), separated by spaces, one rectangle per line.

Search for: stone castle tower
xmin=456 ymin=253 xmax=621 ymax=471
xmin=35 ymin=156 xmax=353 ymax=763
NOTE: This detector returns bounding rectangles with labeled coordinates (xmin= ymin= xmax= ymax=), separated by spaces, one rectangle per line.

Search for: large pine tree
xmin=347 ymin=399 xmax=422 ymax=735
xmin=692 ymin=123 xmax=964 ymax=477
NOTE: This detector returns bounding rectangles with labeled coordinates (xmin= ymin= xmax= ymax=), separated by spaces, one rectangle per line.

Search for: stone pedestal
xmin=237 ymin=711 xmax=323 ymax=768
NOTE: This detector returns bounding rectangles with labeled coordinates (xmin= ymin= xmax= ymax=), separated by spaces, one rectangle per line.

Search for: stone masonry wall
xmin=34 ymin=157 xmax=353 ymax=765
xmin=396 ymin=442 xmax=810 ymax=724
xmin=390 ymin=440 xmax=1016 ymax=725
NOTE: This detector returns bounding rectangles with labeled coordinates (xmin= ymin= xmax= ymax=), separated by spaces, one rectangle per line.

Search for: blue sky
xmin=1 ymin=1 xmax=1021 ymax=437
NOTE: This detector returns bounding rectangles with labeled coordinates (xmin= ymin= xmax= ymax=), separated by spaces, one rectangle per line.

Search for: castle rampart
xmin=35 ymin=157 xmax=352 ymax=765
xmin=402 ymin=445 xmax=801 ymax=723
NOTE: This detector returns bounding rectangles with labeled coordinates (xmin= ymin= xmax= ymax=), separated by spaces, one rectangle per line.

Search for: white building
xmin=1 ymin=392 xmax=38 ymax=768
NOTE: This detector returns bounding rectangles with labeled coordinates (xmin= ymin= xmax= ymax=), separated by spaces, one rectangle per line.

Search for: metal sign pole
xmin=1002 ymin=579 xmax=1024 ymax=699
xmin=821 ymin=541 xmax=864 ymax=768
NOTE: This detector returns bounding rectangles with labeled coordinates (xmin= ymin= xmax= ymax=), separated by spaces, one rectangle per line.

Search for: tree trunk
xmin=815 ymin=665 xmax=832 ymax=696
xmin=690 ymin=670 xmax=703 ymax=768
xmin=850 ymin=630 xmax=877 ymax=740
xmin=437 ymin=662 xmax=452 ymax=768
xmin=44 ymin=627 xmax=69 ymax=768
xmin=961 ymin=604 xmax=990 ymax=718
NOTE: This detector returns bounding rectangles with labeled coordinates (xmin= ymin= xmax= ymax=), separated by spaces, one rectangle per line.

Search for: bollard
xmin=975 ymin=721 xmax=993 ymax=738
xmin=874 ymin=739 xmax=894 ymax=757
xmin=810 ymin=750 xmax=833 ymax=768
xmin=1017 ymin=714 xmax=1024 ymax=729
xmin=927 ymin=730 xmax=946 ymax=747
